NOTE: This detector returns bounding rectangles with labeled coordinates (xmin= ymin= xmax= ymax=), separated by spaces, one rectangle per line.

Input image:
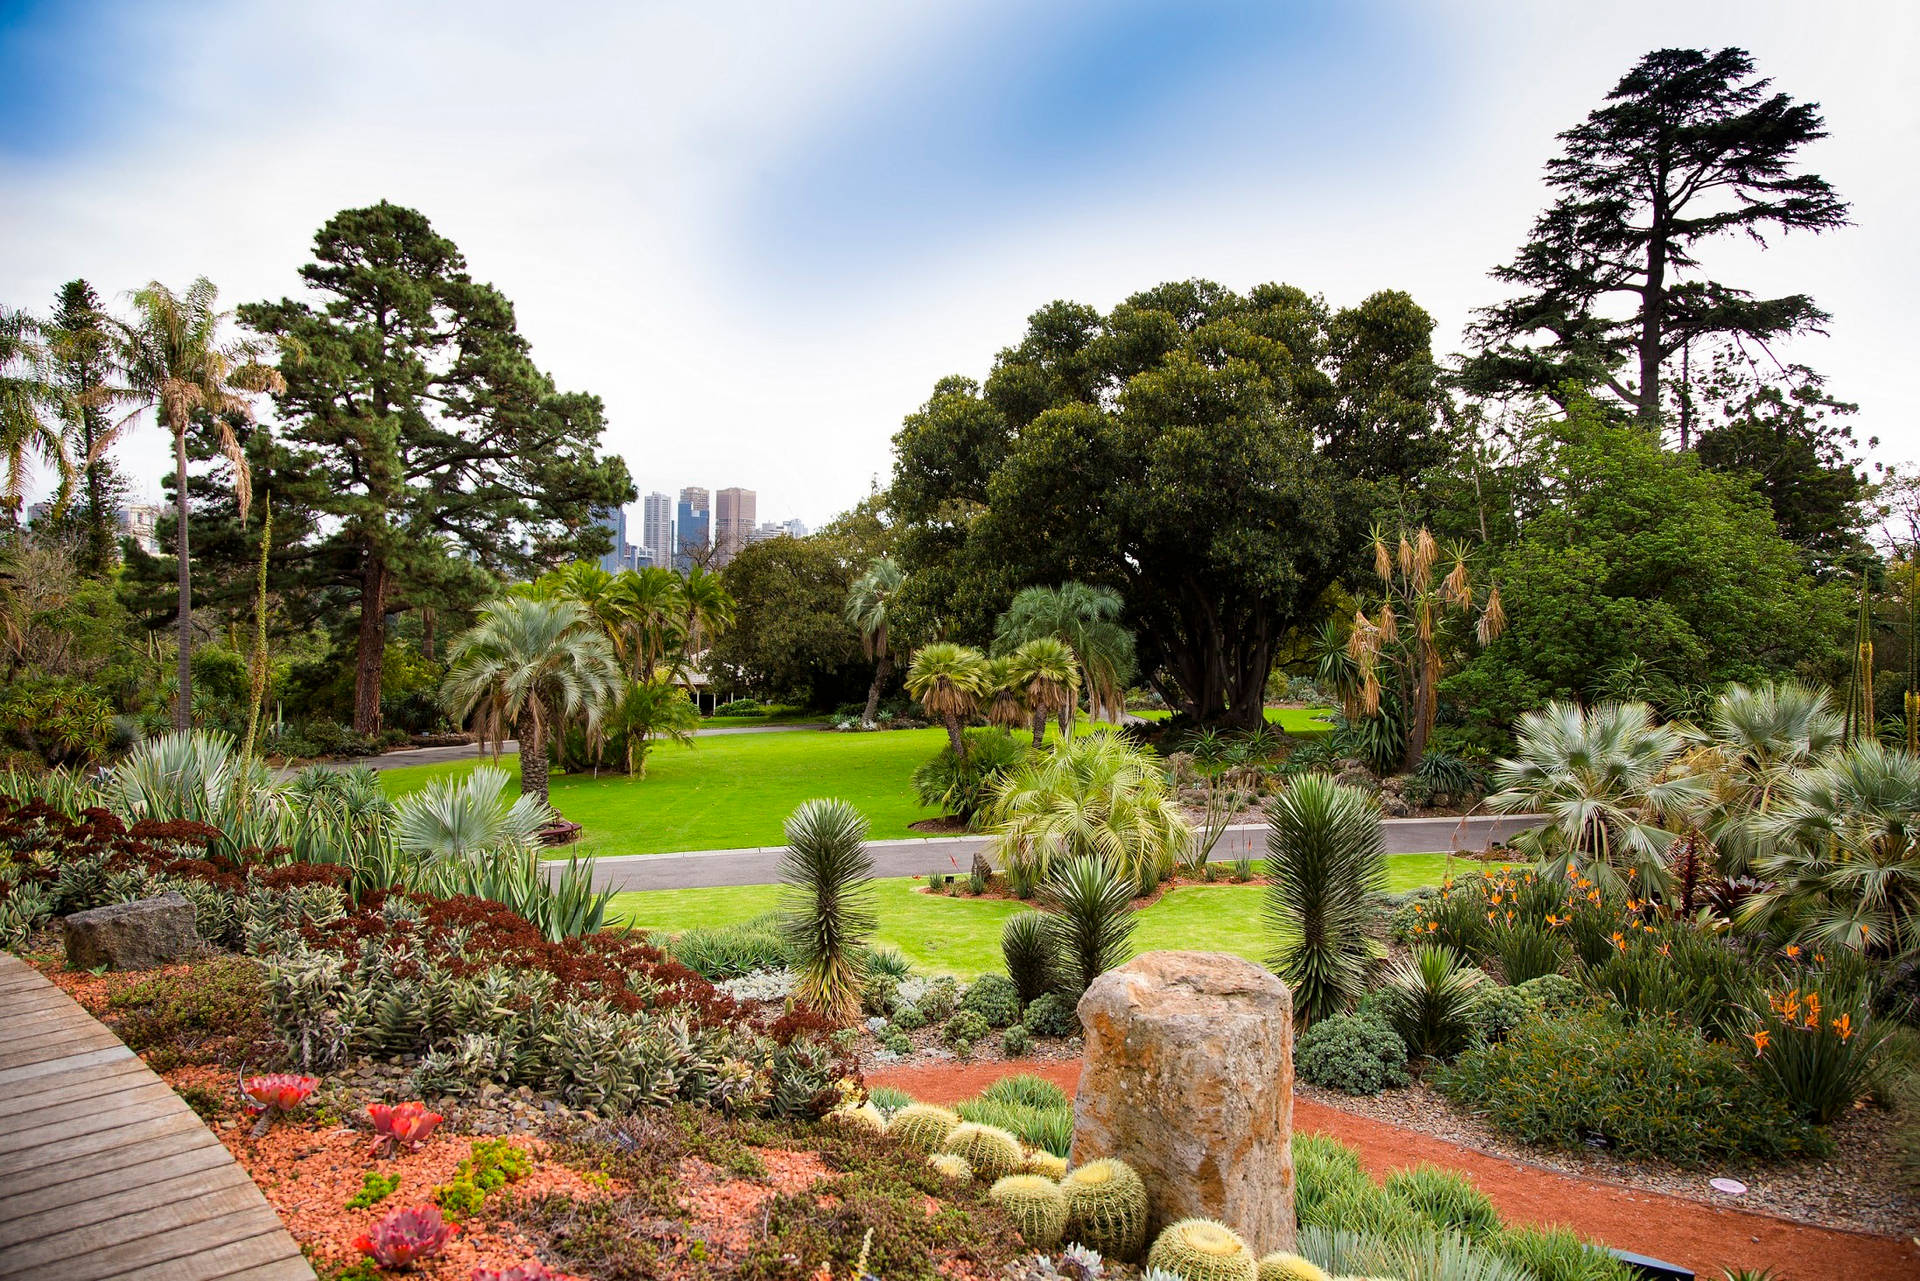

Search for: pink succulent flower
xmin=353 ymin=1205 xmax=459 ymax=1269
xmin=367 ymin=1100 xmax=445 ymax=1157
xmin=241 ymin=1073 xmax=318 ymax=1138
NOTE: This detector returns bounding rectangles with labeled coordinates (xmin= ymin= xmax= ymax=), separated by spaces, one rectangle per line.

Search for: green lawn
xmin=1128 ymin=705 xmax=1336 ymax=734
xmin=699 ymin=708 xmax=821 ymax=729
xmin=378 ymin=727 xmax=951 ymax=857
xmin=612 ymin=852 xmax=1473 ymax=977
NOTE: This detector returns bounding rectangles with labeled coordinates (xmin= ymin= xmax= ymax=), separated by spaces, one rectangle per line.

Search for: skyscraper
xmin=641 ymin=492 xmax=673 ymax=568
xmin=714 ymin=487 xmax=756 ymax=566
xmin=675 ymin=487 xmax=710 ymax=572
xmin=594 ymin=506 xmax=638 ymax=573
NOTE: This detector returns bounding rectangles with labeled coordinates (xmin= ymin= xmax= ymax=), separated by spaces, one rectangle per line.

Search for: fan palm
xmin=1042 ymin=855 xmax=1135 ymax=996
xmin=983 ymin=656 xmax=1029 ymax=731
xmin=994 ymin=582 xmax=1136 ymax=725
xmin=440 ymin=597 xmax=622 ymax=807
xmin=1488 ymin=700 xmax=1707 ymax=892
xmin=392 ymin=764 xmax=546 ymax=864
xmin=113 ymin=279 xmax=285 ymax=729
xmin=0 ymin=305 xmax=68 ymax=526
xmin=779 ymin=797 xmax=876 ymax=1025
xmin=1688 ymin=681 xmax=1844 ymax=876
xmin=1263 ymin=773 xmax=1388 ymax=1024
xmin=1746 ymin=739 xmax=1920 ymax=963
xmin=845 ymin=555 xmax=903 ymax=727
xmin=986 ymin=731 xmax=1191 ymax=893
xmin=1008 ymin=636 xmax=1079 ymax=747
xmin=906 ymin=641 xmax=991 ymax=759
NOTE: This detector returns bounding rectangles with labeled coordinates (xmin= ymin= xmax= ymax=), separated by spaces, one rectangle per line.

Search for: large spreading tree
xmin=241 ymin=203 xmax=632 ymax=734
xmin=1464 ymin=47 xmax=1849 ymax=431
xmin=892 ymin=280 xmax=1445 ymax=727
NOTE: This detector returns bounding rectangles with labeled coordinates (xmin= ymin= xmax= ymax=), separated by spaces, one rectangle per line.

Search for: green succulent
xmin=928 ymin=1152 xmax=973 ymax=1181
xmin=1060 ymin=1156 xmax=1150 ymax=1261
xmin=1257 ymin=1253 xmax=1331 ymax=1281
xmin=886 ymin=1103 xmax=960 ymax=1151
xmin=1146 ymin=1219 xmax=1258 ymax=1281
xmin=942 ymin=1122 xmax=1024 ymax=1181
xmin=989 ymin=1174 xmax=1070 ymax=1249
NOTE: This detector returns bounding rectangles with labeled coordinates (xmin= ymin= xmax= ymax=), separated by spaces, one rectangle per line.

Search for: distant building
xmin=782 ymin=517 xmax=809 ymax=539
xmin=714 ymin=487 xmax=756 ymax=566
xmin=118 ymin=504 xmax=163 ymax=554
xmin=675 ymin=487 xmax=710 ymax=571
xmin=641 ymin=491 xmax=673 ymax=569
xmin=748 ymin=520 xmax=784 ymax=545
xmin=594 ymin=505 xmax=640 ymax=573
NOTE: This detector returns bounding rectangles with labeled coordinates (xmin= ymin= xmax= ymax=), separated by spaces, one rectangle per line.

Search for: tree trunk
xmin=1030 ymin=707 xmax=1047 ymax=749
xmin=862 ymin=647 xmax=890 ymax=726
xmin=1637 ymin=189 xmax=1669 ymax=426
xmin=518 ymin=707 xmax=550 ymax=807
xmin=172 ymin=420 xmax=192 ymax=732
xmin=944 ymin=713 xmax=965 ymax=761
xmin=353 ymin=553 xmax=389 ymax=736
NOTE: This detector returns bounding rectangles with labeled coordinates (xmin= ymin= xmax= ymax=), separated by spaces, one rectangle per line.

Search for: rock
xmin=1071 ymin=951 xmax=1295 ymax=1255
xmin=62 ymin=893 xmax=199 ymax=971
xmin=1378 ymin=793 xmax=1412 ymax=818
xmin=1330 ymin=763 xmax=1377 ymax=793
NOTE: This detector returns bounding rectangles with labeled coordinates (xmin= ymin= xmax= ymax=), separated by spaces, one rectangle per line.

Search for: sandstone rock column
xmin=1070 ymin=950 xmax=1294 ymax=1254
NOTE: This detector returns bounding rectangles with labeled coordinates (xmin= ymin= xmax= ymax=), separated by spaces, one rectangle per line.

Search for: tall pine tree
xmin=45 ymin=280 xmax=127 ymax=576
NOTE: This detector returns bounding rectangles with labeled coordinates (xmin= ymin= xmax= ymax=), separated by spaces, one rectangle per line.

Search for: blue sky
xmin=2 ymin=1 xmax=1914 ymax=528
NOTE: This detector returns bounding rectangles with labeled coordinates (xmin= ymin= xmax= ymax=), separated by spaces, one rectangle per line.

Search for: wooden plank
xmin=0 ymin=1121 xmax=220 ymax=1198
xmin=0 ymin=984 xmax=72 ymax=1013
xmin=0 ymin=966 xmax=50 ymax=990
xmin=0 ymin=1139 xmax=232 ymax=1225
xmin=6 ymin=1106 xmax=206 ymax=1173
xmin=0 ymin=1056 xmax=150 ymax=1111
xmin=0 ymin=1073 xmax=175 ymax=1137
xmin=208 ymin=1259 xmax=321 ymax=1281
xmin=0 ymin=1025 xmax=124 ymax=1071
xmin=0 ymin=1198 xmax=283 ymax=1279
xmin=0 ymin=1043 xmax=135 ymax=1087
xmin=1 ymin=1004 xmax=101 ymax=1037
xmin=0 ymin=1080 xmax=184 ymax=1151
xmin=0 ymin=1160 xmax=255 ymax=1248
xmin=105 ymin=1228 xmax=310 ymax=1281
xmin=0 ymin=1011 xmax=117 ymax=1052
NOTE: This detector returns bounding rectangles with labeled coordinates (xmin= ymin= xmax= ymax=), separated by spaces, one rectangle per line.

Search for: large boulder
xmin=1071 ymin=951 xmax=1295 ymax=1255
xmin=62 ymin=893 xmax=200 ymax=971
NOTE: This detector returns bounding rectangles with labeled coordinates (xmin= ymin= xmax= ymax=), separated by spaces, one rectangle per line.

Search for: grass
xmin=1129 ymin=705 xmax=1336 ymax=733
xmin=613 ymin=852 xmax=1474 ymax=977
xmin=699 ymin=706 xmax=821 ymax=728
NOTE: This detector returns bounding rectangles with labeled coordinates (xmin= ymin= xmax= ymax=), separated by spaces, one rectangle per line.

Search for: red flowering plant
xmin=241 ymin=1072 xmax=318 ymax=1137
xmin=368 ymin=1101 xmax=445 ymax=1157
xmin=353 ymin=1205 xmax=459 ymax=1268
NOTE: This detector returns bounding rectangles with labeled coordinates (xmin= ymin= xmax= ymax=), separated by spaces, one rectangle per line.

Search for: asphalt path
xmin=548 ymin=813 xmax=1539 ymax=893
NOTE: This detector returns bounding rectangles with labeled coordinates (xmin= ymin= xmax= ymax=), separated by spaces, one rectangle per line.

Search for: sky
xmin=3 ymin=0 xmax=1915 ymax=531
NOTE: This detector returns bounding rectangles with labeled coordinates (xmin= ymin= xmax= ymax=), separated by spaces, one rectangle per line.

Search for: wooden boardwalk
xmin=0 ymin=952 xmax=313 ymax=1281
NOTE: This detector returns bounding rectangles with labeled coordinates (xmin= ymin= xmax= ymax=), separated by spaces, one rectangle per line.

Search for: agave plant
xmin=1042 ymin=855 xmax=1135 ymax=996
xmin=1263 ymin=774 xmax=1388 ymax=1024
xmin=779 ymin=798 xmax=876 ymax=1025
xmin=107 ymin=729 xmax=289 ymax=858
xmin=987 ymin=732 xmax=1191 ymax=894
xmin=1001 ymin=911 xmax=1056 ymax=1006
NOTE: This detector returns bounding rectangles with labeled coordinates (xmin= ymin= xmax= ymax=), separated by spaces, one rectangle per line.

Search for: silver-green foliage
xmin=779 ymin=798 xmax=876 ymax=1024
xmin=1044 ymin=855 xmax=1135 ymax=996
xmin=1263 ymin=774 xmax=1388 ymax=1024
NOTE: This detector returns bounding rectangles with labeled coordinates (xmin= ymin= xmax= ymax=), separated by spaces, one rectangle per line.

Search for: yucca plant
xmin=779 ymin=798 xmax=876 ymax=1024
xmin=1382 ymin=943 xmax=1488 ymax=1061
xmin=1042 ymin=855 xmax=1134 ymax=996
xmin=1001 ymin=911 xmax=1056 ymax=1005
xmin=1263 ymin=774 xmax=1387 ymax=1024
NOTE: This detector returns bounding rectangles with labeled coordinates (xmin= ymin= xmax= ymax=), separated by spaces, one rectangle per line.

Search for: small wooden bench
xmin=0 ymin=951 xmax=313 ymax=1280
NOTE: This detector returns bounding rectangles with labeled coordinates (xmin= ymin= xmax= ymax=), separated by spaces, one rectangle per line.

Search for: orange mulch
xmin=867 ymin=1058 xmax=1920 ymax=1281
xmin=678 ymin=1148 xmax=833 ymax=1254
xmin=34 ymin=954 xmax=195 ymax=1012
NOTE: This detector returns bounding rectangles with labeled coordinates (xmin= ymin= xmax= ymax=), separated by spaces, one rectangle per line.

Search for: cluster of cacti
xmin=928 ymin=1152 xmax=973 ymax=1181
xmin=1146 ymin=1218 xmax=1258 ymax=1281
xmin=887 ymin=1102 xmax=961 ymax=1151
xmin=1256 ymin=1252 xmax=1331 ymax=1281
xmin=1022 ymin=1149 xmax=1069 ymax=1180
xmin=827 ymin=1102 xmax=886 ymax=1133
xmin=1059 ymin=1157 xmax=1150 ymax=1261
xmin=989 ymin=1174 xmax=1071 ymax=1249
xmin=942 ymin=1121 xmax=1025 ymax=1181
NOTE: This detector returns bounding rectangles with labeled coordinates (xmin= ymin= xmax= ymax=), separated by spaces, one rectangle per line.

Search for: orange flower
xmin=1657 ymin=943 xmax=1671 ymax=957
xmin=1425 ymin=921 xmax=1438 ymax=933
xmin=1831 ymin=1014 xmax=1854 ymax=1042
xmin=1784 ymin=945 xmax=1801 ymax=960
xmin=1813 ymin=952 xmax=1826 ymax=964
xmin=1610 ymin=932 xmax=1626 ymax=950
xmin=1505 ymin=910 xmax=1516 ymax=924
xmin=1546 ymin=914 xmax=1565 ymax=928
xmin=1626 ymin=898 xmax=1643 ymax=912
xmin=1491 ymin=893 xmax=1504 ymax=905
xmin=1749 ymin=1029 xmax=1771 ymax=1056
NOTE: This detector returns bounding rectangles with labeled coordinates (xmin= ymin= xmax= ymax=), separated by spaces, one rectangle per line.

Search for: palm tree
xmin=1747 ymin=739 xmax=1920 ymax=963
xmin=392 ymin=764 xmax=546 ymax=864
xmin=994 ymin=583 xmax=1136 ymax=724
xmin=1487 ymin=700 xmax=1707 ymax=893
xmin=113 ymin=280 xmax=285 ymax=730
xmin=906 ymin=641 xmax=990 ymax=759
xmin=1008 ymin=636 xmax=1079 ymax=747
xmin=779 ymin=797 xmax=876 ymax=1025
xmin=986 ymin=731 xmax=1191 ymax=893
xmin=983 ymin=655 xmax=1029 ymax=731
xmin=598 ymin=675 xmax=700 ymax=776
xmin=0 ymin=305 xmax=67 ymax=526
xmin=845 ymin=555 xmax=903 ymax=728
xmin=1688 ymin=681 xmax=1844 ymax=877
xmin=1263 ymin=773 xmax=1387 ymax=1024
xmin=679 ymin=564 xmax=736 ymax=663
xmin=608 ymin=566 xmax=687 ymax=679
xmin=440 ymin=597 xmax=622 ymax=807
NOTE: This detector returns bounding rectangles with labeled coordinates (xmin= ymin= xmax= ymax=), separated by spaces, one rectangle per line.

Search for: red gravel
xmin=866 ymin=1059 xmax=1920 ymax=1281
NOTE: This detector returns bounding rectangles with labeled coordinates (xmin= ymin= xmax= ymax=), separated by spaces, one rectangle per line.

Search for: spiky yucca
xmin=989 ymin=1174 xmax=1070 ymax=1249
xmin=1001 ymin=911 xmax=1056 ymax=1005
xmin=928 ymin=1152 xmax=973 ymax=1181
xmin=1060 ymin=1157 xmax=1150 ymax=1261
xmin=887 ymin=1103 xmax=960 ymax=1151
xmin=942 ymin=1122 xmax=1024 ymax=1181
xmin=779 ymin=798 xmax=876 ymax=1025
xmin=1147 ymin=1219 xmax=1257 ymax=1281
xmin=1043 ymin=855 xmax=1136 ymax=996
xmin=1263 ymin=773 xmax=1387 ymax=1024
xmin=1021 ymin=1150 xmax=1068 ymax=1180
xmin=1256 ymin=1253 xmax=1330 ymax=1281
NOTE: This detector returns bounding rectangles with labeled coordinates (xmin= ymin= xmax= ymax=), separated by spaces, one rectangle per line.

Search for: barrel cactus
xmin=1257 ymin=1253 xmax=1331 ymax=1281
xmin=827 ymin=1102 xmax=885 ymax=1133
xmin=942 ymin=1122 xmax=1024 ymax=1181
xmin=989 ymin=1174 xmax=1070 ymax=1249
xmin=887 ymin=1103 xmax=961 ymax=1151
xmin=1059 ymin=1157 xmax=1150 ymax=1261
xmin=1146 ymin=1218 xmax=1257 ymax=1281
xmin=1022 ymin=1149 xmax=1069 ymax=1180
xmin=928 ymin=1152 xmax=973 ymax=1182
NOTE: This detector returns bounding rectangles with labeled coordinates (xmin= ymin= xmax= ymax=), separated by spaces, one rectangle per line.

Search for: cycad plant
xmin=1488 ymin=700 xmax=1707 ymax=893
xmin=1381 ymin=943 xmax=1488 ymax=1061
xmin=1262 ymin=774 xmax=1388 ymax=1023
xmin=1042 ymin=855 xmax=1134 ymax=996
xmin=906 ymin=641 xmax=991 ymax=760
xmin=1008 ymin=636 xmax=1079 ymax=746
xmin=986 ymin=731 xmax=1191 ymax=893
xmin=983 ymin=656 xmax=1029 ymax=732
xmin=779 ymin=798 xmax=877 ymax=1025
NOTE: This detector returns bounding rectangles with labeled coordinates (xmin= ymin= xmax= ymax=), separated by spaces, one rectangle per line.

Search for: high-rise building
xmin=782 ymin=517 xmax=809 ymax=539
xmin=641 ymin=492 xmax=673 ymax=568
xmin=675 ymin=487 xmax=710 ymax=572
xmin=594 ymin=505 xmax=638 ymax=573
xmin=714 ymin=487 xmax=756 ymax=566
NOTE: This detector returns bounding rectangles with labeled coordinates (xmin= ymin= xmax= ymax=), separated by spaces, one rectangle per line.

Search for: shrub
xmin=1471 ymin=983 xmax=1538 ymax=1046
xmin=107 ymin=954 xmax=270 ymax=1068
xmin=669 ymin=913 xmax=790 ymax=979
xmin=1381 ymin=944 xmax=1488 ymax=1060
xmin=913 ymin=729 xmax=1030 ymax=821
xmin=898 ymin=974 xmax=960 ymax=1023
xmin=1295 ymin=1011 xmax=1409 ymax=1095
xmin=779 ymin=799 xmax=877 ymax=1025
xmin=1409 ymin=751 xmax=1486 ymax=804
xmin=1262 ymin=775 xmax=1387 ymax=1023
xmin=1023 ymin=992 xmax=1079 ymax=1038
xmin=1516 ymin=972 xmax=1584 ymax=1013
xmin=1382 ymin=1165 xmax=1500 ymax=1238
xmin=1488 ymin=923 xmax=1569 ymax=983
xmin=1437 ymin=1008 xmax=1826 ymax=1164
xmin=1043 ymin=856 xmax=1135 ymax=997
xmin=943 ymin=1010 xmax=991 ymax=1048
xmin=982 ymin=1074 xmax=1069 ymax=1110
xmin=1489 ymin=1225 xmax=1635 ymax=1281
xmin=960 ymin=973 xmax=1022 ymax=1028
xmin=882 ymin=1031 xmax=911 ymax=1055
xmin=1002 ymin=911 xmax=1056 ymax=1005
xmin=712 ymin=699 xmax=762 ymax=716
xmin=1750 ymin=965 xmax=1888 ymax=1123
xmin=1001 ymin=1023 xmax=1031 ymax=1057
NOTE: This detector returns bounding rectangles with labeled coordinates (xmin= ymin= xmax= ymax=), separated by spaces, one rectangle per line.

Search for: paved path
xmin=552 ymin=813 xmax=1538 ymax=893
xmin=0 ymin=952 xmax=313 ymax=1281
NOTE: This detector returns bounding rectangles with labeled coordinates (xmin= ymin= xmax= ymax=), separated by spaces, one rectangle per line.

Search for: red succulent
xmin=368 ymin=1101 xmax=445 ymax=1157
xmin=353 ymin=1205 xmax=459 ymax=1269
xmin=241 ymin=1073 xmax=318 ymax=1138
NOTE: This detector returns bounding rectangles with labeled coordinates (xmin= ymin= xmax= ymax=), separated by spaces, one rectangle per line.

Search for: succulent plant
xmin=928 ymin=1152 xmax=973 ymax=1181
xmin=1256 ymin=1252 xmax=1332 ymax=1281
xmin=827 ymin=1102 xmax=886 ymax=1133
xmin=989 ymin=1174 xmax=1070 ymax=1249
xmin=352 ymin=1204 xmax=460 ymax=1268
xmin=1022 ymin=1149 xmax=1069 ymax=1180
xmin=368 ymin=1100 xmax=445 ymax=1157
xmin=942 ymin=1121 xmax=1024 ymax=1181
xmin=240 ymin=1072 xmax=318 ymax=1138
xmin=1146 ymin=1219 xmax=1257 ymax=1281
xmin=1060 ymin=1157 xmax=1149 ymax=1261
xmin=470 ymin=1263 xmax=559 ymax=1281
xmin=886 ymin=1102 xmax=961 ymax=1151
xmin=1056 ymin=1242 xmax=1105 ymax=1280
